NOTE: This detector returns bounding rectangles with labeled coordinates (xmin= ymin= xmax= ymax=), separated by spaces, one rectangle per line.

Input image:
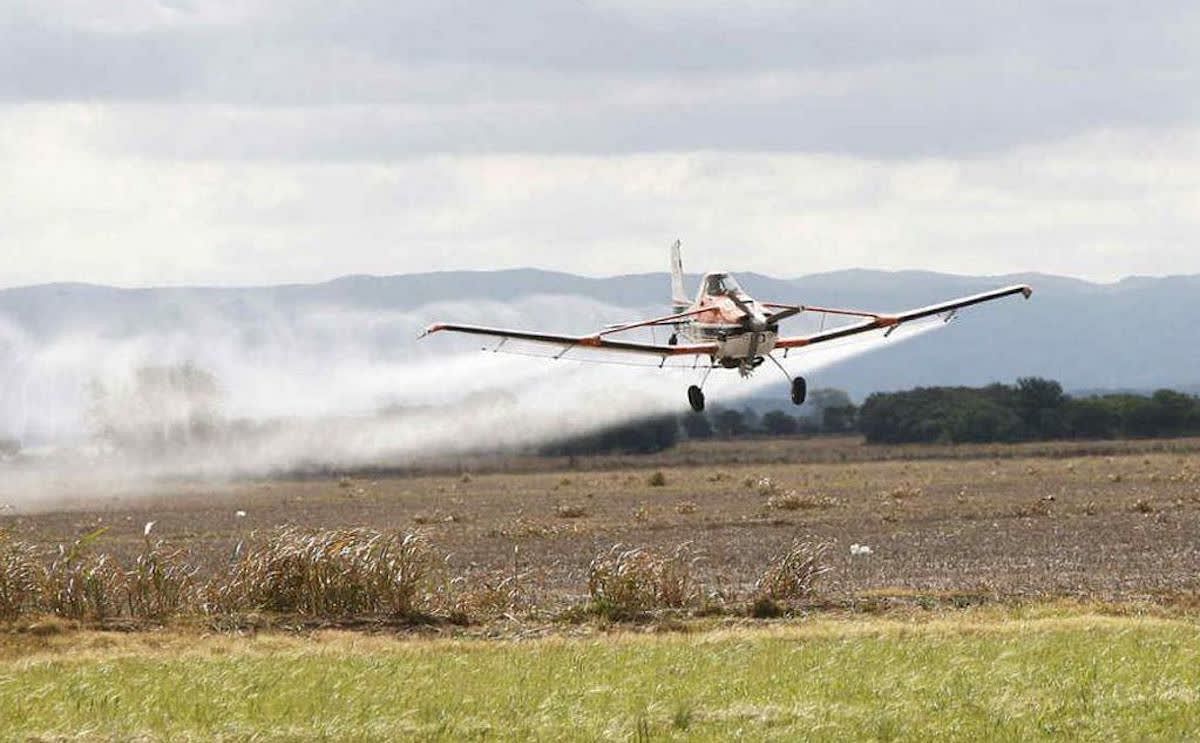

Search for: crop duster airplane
xmin=422 ymin=242 xmax=1033 ymax=412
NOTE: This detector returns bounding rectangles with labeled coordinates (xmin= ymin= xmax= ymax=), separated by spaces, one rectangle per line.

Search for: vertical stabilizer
xmin=670 ymin=240 xmax=689 ymax=311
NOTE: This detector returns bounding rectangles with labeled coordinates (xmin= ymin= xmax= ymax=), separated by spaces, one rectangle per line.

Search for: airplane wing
xmin=770 ymin=284 xmax=1033 ymax=350
xmin=420 ymin=307 xmax=718 ymax=362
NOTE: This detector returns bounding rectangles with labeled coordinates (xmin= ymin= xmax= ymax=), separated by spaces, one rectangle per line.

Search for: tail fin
xmin=670 ymin=239 xmax=689 ymax=311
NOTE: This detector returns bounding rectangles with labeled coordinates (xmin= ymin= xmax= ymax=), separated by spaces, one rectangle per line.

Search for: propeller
xmin=726 ymin=292 xmax=770 ymax=332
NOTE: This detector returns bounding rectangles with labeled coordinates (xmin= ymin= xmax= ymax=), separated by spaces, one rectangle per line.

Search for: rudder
xmin=670 ymin=239 xmax=689 ymax=311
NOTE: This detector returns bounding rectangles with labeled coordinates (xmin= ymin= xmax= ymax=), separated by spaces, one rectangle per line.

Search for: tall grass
xmin=125 ymin=527 xmax=197 ymax=620
xmin=0 ymin=536 xmax=40 ymax=620
xmin=588 ymin=544 xmax=697 ymax=617
xmin=211 ymin=527 xmax=433 ymax=618
xmin=41 ymin=529 xmax=123 ymax=621
xmin=755 ymin=540 xmax=830 ymax=604
xmin=0 ymin=527 xmax=830 ymax=625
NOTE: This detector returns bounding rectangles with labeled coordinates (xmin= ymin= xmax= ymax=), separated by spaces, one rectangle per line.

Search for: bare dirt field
xmin=4 ymin=436 xmax=1199 ymax=610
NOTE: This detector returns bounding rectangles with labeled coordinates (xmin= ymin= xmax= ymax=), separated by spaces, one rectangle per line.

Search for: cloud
xmin=0 ymin=102 xmax=1195 ymax=288
xmin=0 ymin=2 xmax=1195 ymax=288
xmin=1 ymin=2 xmax=1196 ymax=156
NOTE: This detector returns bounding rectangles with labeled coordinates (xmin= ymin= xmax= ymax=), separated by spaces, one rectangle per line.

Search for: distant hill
xmin=3 ymin=268 xmax=1196 ymax=400
xmin=2 ymin=267 xmax=1200 ymax=446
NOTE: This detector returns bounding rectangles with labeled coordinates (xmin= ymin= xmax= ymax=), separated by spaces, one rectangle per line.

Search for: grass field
xmin=2 ymin=608 xmax=1199 ymax=740
xmin=2 ymin=437 xmax=1200 ymax=739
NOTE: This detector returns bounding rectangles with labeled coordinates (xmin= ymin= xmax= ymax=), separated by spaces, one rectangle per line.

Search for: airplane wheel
xmin=687 ymin=385 xmax=706 ymax=412
xmin=791 ymin=376 xmax=807 ymax=406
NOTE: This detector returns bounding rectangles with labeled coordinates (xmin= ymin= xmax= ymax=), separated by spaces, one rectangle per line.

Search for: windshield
xmin=704 ymin=273 xmax=743 ymax=296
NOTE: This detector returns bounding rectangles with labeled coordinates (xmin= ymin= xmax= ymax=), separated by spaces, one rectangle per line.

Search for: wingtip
xmin=1021 ymin=285 xmax=1034 ymax=299
xmin=419 ymin=323 xmax=446 ymax=339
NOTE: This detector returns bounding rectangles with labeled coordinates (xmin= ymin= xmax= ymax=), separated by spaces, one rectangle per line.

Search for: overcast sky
xmin=1 ymin=0 xmax=1197 ymax=287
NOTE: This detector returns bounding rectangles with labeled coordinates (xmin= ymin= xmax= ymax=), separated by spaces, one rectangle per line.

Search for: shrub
xmin=647 ymin=471 xmax=667 ymax=487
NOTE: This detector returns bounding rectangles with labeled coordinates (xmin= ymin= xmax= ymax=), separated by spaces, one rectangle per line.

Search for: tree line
xmin=544 ymin=377 xmax=1200 ymax=454
xmin=541 ymin=390 xmax=858 ymax=456
xmin=859 ymin=378 xmax=1200 ymax=444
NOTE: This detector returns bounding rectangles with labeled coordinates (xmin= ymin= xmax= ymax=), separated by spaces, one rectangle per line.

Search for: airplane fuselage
xmin=674 ymin=271 xmax=779 ymax=369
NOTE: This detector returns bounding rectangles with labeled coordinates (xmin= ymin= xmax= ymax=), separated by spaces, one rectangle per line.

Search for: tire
xmin=687 ymin=385 xmax=706 ymax=412
xmin=791 ymin=376 xmax=807 ymax=406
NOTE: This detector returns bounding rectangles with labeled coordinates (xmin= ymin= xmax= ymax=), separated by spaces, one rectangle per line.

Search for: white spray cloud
xmin=0 ymin=293 xmax=943 ymax=501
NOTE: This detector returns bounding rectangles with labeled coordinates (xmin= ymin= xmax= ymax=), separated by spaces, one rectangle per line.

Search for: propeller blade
xmin=766 ymin=307 xmax=803 ymax=324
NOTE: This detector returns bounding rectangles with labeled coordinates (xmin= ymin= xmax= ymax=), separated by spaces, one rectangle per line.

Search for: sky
xmin=0 ymin=1 xmax=1197 ymax=288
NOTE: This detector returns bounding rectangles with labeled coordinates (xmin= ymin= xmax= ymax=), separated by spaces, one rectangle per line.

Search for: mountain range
xmin=1 ymin=266 xmax=1197 ymax=449
xmin=3 ymin=268 xmax=1196 ymax=397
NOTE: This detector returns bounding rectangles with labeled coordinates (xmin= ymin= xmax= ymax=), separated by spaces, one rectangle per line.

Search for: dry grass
xmin=767 ymin=491 xmax=838 ymax=511
xmin=755 ymin=540 xmax=830 ymax=605
xmin=125 ymin=529 xmax=197 ymax=620
xmin=41 ymin=529 xmax=123 ymax=621
xmin=587 ymin=544 xmax=697 ymax=617
xmin=210 ymin=527 xmax=433 ymax=618
xmin=0 ymin=536 xmax=40 ymax=620
xmin=6 ymin=437 xmax=1200 ymax=628
xmin=555 ymin=503 xmax=589 ymax=519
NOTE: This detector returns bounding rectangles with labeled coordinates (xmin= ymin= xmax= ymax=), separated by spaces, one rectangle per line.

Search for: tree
xmin=1063 ymin=398 xmax=1120 ymax=439
xmin=713 ymin=409 xmax=751 ymax=438
xmin=821 ymin=404 xmax=858 ymax=433
xmin=543 ymin=414 xmax=680 ymax=455
xmin=1015 ymin=377 xmax=1066 ymax=438
xmin=761 ymin=410 xmax=799 ymax=436
xmin=946 ymin=397 xmax=1023 ymax=443
xmin=681 ymin=412 xmax=714 ymax=440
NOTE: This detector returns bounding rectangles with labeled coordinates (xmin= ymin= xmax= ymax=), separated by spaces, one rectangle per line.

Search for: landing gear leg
xmin=766 ymin=353 xmax=807 ymax=406
xmin=687 ymin=365 xmax=716 ymax=412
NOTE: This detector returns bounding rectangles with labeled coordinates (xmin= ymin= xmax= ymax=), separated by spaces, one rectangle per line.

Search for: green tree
xmin=713 ymin=409 xmax=751 ymax=438
xmin=681 ymin=412 xmax=713 ymax=439
xmin=1015 ymin=377 xmax=1066 ymax=438
xmin=761 ymin=410 xmax=799 ymax=436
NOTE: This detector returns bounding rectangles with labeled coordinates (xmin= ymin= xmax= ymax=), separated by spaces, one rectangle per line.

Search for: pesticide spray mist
xmin=0 ymin=293 xmax=944 ymax=501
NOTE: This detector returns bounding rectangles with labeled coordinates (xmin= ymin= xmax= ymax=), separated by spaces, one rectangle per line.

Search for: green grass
xmin=2 ymin=611 xmax=1200 ymax=740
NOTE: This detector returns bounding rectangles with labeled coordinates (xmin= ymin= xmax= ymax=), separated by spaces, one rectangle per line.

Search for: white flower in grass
xmin=235 ymin=510 xmax=247 ymax=518
xmin=850 ymin=543 xmax=873 ymax=556
xmin=143 ymin=521 xmax=156 ymax=537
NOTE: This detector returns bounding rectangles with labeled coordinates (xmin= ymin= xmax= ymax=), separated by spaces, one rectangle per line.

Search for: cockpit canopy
xmin=703 ymin=273 xmax=743 ymax=297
